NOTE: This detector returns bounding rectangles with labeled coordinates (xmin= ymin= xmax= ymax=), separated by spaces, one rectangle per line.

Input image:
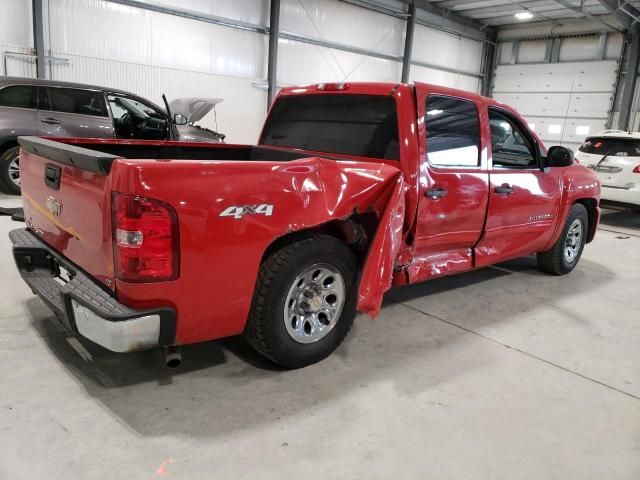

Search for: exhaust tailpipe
xmin=164 ymin=346 xmax=182 ymax=368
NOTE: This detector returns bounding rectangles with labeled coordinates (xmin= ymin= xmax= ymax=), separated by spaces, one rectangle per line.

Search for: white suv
xmin=576 ymin=130 xmax=640 ymax=211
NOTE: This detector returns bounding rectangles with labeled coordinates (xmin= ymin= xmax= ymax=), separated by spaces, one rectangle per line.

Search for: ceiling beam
xmin=597 ymin=0 xmax=640 ymax=32
xmin=552 ymin=0 xmax=624 ymax=31
xmin=396 ymin=0 xmax=493 ymax=31
xmin=340 ymin=0 xmax=493 ymax=42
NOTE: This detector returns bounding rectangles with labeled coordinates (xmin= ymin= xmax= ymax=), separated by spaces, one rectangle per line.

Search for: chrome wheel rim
xmin=8 ymin=152 xmax=20 ymax=187
xmin=284 ymin=263 xmax=345 ymax=344
xmin=564 ymin=218 xmax=583 ymax=263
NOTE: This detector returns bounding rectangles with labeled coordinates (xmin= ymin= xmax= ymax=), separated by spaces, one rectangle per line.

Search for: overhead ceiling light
xmin=515 ymin=12 xmax=534 ymax=20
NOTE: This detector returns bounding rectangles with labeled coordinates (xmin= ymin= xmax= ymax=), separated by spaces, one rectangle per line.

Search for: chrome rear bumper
xmin=9 ymin=228 xmax=176 ymax=352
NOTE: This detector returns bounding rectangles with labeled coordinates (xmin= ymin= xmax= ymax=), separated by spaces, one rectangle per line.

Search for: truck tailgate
xmin=18 ymin=137 xmax=118 ymax=290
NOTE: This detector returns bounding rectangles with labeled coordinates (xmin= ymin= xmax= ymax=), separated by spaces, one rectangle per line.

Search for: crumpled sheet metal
xmin=355 ymin=172 xmax=406 ymax=318
xmin=271 ymin=157 xmax=406 ymax=319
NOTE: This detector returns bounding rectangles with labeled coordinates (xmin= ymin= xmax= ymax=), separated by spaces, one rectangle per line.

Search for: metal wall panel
xmin=48 ymin=0 xmax=267 ymax=78
xmin=277 ymin=38 xmax=401 ymax=84
xmin=410 ymin=64 xmax=480 ymax=92
xmin=0 ymin=44 xmax=37 ymax=78
xmin=49 ymin=52 xmax=267 ymax=143
xmin=0 ymin=0 xmax=32 ymax=47
xmin=133 ymin=0 xmax=268 ymax=25
xmin=412 ymin=24 xmax=483 ymax=76
xmin=280 ymin=0 xmax=404 ymax=57
xmin=516 ymin=40 xmax=547 ymax=64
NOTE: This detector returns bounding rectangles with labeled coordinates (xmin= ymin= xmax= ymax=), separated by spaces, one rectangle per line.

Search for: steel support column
xmin=481 ymin=31 xmax=497 ymax=97
xmin=401 ymin=2 xmax=416 ymax=83
xmin=32 ymin=0 xmax=45 ymax=78
xmin=618 ymin=33 xmax=640 ymax=131
xmin=267 ymin=0 xmax=281 ymax=107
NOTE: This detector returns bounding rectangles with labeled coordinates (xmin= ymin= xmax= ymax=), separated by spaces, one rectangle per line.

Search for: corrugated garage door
xmin=492 ymin=35 xmax=623 ymax=152
xmin=493 ymin=61 xmax=617 ymax=152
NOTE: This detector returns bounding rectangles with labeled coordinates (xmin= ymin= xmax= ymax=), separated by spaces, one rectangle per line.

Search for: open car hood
xmin=169 ymin=98 xmax=223 ymax=123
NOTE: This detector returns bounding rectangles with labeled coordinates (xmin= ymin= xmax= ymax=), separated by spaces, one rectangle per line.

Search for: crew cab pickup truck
xmin=10 ymin=82 xmax=601 ymax=368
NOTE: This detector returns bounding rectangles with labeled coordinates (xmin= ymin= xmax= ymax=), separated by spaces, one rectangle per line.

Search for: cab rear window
xmin=260 ymin=94 xmax=399 ymax=160
xmin=579 ymin=137 xmax=640 ymax=156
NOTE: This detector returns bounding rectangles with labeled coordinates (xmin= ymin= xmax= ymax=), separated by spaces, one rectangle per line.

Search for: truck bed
xmin=24 ymin=137 xmax=334 ymax=164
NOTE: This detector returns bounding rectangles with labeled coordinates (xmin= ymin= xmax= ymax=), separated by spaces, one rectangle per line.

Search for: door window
xmin=425 ymin=95 xmax=480 ymax=167
xmin=489 ymin=109 xmax=538 ymax=168
xmin=107 ymin=94 xmax=168 ymax=140
xmin=0 ymin=85 xmax=37 ymax=109
xmin=47 ymin=88 xmax=108 ymax=117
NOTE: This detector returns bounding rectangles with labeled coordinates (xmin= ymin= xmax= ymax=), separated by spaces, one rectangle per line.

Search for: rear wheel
xmin=0 ymin=146 xmax=21 ymax=195
xmin=243 ymin=235 xmax=357 ymax=369
xmin=537 ymin=203 xmax=588 ymax=275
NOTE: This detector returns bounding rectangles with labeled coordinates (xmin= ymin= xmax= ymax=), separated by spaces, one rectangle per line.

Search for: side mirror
xmin=173 ymin=113 xmax=188 ymax=126
xmin=545 ymin=146 xmax=574 ymax=168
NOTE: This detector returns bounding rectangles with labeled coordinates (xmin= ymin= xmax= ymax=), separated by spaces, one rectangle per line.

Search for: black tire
xmin=244 ymin=235 xmax=358 ymax=369
xmin=537 ymin=203 xmax=588 ymax=275
xmin=0 ymin=146 xmax=21 ymax=195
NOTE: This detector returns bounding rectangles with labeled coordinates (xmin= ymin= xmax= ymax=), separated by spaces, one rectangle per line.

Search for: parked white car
xmin=576 ymin=130 xmax=640 ymax=211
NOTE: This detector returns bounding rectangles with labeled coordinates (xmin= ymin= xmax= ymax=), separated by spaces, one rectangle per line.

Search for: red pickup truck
xmin=10 ymin=82 xmax=601 ymax=368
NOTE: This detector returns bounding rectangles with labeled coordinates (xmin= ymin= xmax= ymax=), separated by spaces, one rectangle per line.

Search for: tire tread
xmin=537 ymin=203 xmax=588 ymax=275
xmin=244 ymin=235 xmax=355 ymax=367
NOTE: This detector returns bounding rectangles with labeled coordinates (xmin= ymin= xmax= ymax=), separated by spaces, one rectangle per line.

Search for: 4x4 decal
xmin=219 ymin=204 xmax=274 ymax=219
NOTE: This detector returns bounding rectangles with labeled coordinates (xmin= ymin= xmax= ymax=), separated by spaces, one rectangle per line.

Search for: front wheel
xmin=537 ymin=203 xmax=588 ymax=275
xmin=0 ymin=146 xmax=21 ymax=195
xmin=244 ymin=235 xmax=357 ymax=369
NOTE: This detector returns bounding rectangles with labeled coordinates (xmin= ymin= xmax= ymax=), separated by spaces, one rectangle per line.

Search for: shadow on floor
xmin=599 ymin=208 xmax=640 ymax=231
xmin=29 ymin=255 xmax=613 ymax=439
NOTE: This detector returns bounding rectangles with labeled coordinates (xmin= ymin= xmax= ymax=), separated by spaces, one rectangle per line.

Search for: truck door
xmin=37 ymin=87 xmax=114 ymax=138
xmin=410 ymin=92 xmax=490 ymax=281
xmin=474 ymin=107 xmax=561 ymax=267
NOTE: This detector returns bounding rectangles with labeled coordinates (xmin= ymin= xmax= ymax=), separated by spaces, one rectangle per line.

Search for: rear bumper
xmin=600 ymin=185 xmax=640 ymax=208
xmin=9 ymin=228 xmax=176 ymax=352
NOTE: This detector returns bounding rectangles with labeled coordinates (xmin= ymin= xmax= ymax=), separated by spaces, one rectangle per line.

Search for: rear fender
xmin=261 ymin=159 xmax=407 ymax=319
xmin=111 ymin=156 xmax=407 ymax=342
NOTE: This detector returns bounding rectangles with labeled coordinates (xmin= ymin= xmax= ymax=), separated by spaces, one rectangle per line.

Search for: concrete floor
xmin=1 ymin=191 xmax=639 ymax=479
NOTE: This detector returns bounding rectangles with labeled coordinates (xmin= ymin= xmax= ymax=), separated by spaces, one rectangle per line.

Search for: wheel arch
xmin=0 ymin=136 xmax=19 ymax=155
xmin=574 ymin=197 xmax=598 ymax=243
xmin=260 ymin=211 xmax=380 ymax=267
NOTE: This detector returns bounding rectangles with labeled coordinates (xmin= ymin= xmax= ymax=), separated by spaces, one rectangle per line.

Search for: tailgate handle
xmin=45 ymin=164 xmax=62 ymax=190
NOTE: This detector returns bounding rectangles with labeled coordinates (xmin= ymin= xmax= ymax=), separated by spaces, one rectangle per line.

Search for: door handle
xmin=494 ymin=183 xmax=514 ymax=195
xmin=41 ymin=117 xmax=61 ymax=124
xmin=425 ymin=186 xmax=448 ymax=199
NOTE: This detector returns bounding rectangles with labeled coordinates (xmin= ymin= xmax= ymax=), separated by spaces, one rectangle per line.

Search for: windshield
xmin=578 ymin=137 xmax=640 ymax=156
xmin=260 ymin=94 xmax=399 ymax=160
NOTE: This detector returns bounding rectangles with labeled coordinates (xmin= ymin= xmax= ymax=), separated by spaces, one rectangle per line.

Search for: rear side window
xmin=46 ymin=87 xmax=108 ymax=117
xmin=425 ymin=95 xmax=480 ymax=167
xmin=260 ymin=94 xmax=399 ymax=160
xmin=0 ymin=85 xmax=37 ymax=109
xmin=579 ymin=137 xmax=640 ymax=156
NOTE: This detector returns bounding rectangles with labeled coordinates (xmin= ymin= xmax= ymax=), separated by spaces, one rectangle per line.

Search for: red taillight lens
xmin=633 ymin=165 xmax=640 ymax=174
xmin=112 ymin=193 xmax=179 ymax=282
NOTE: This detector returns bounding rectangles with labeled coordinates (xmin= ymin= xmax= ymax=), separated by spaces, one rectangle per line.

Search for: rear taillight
xmin=633 ymin=165 xmax=640 ymax=174
xmin=112 ymin=193 xmax=179 ymax=282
